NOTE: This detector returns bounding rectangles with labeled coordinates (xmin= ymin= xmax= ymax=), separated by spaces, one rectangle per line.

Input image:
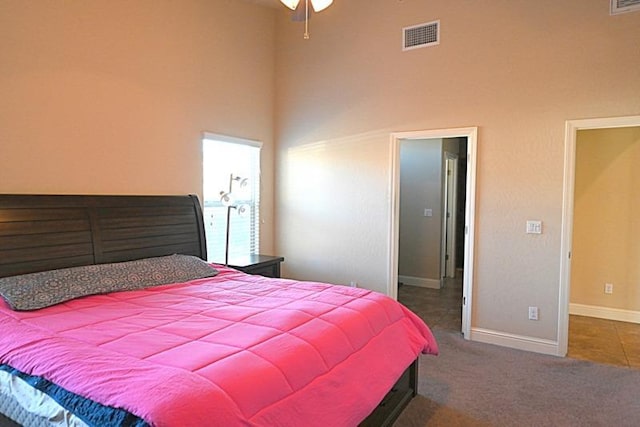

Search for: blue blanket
xmin=0 ymin=364 xmax=148 ymax=427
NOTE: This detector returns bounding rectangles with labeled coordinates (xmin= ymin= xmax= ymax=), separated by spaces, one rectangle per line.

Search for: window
xmin=202 ymin=133 xmax=261 ymax=263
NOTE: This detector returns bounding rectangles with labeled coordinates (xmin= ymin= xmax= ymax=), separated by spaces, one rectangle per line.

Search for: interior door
xmin=443 ymin=154 xmax=458 ymax=278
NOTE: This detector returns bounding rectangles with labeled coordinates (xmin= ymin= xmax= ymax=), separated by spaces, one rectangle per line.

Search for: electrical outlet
xmin=528 ymin=306 xmax=539 ymax=321
xmin=349 ymin=281 xmax=357 ymax=288
xmin=605 ymin=283 xmax=613 ymax=294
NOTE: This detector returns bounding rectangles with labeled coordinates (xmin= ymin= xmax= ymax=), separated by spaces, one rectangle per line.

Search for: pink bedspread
xmin=0 ymin=266 xmax=438 ymax=426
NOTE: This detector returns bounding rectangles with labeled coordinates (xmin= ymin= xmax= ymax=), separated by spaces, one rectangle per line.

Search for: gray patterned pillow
xmin=0 ymin=254 xmax=218 ymax=311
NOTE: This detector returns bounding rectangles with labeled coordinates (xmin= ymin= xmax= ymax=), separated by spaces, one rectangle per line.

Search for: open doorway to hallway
xmin=396 ymin=137 xmax=467 ymax=334
xmin=388 ymin=127 xmax=477 ymax=339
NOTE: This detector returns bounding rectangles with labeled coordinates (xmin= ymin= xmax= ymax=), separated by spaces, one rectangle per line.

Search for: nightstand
xmin=227 ymin=254 xmax=284 ymax=278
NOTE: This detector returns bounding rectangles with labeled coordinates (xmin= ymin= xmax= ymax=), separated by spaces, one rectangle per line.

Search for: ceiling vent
xmin=611 ymin=0 xmax=640 ymax=14
xmin=403 ymin=20 xmax=440 ymax=51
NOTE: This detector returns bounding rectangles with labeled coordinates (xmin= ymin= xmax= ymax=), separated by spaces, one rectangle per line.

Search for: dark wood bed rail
xmin=0 ymin=194 xmax=207 ymax=278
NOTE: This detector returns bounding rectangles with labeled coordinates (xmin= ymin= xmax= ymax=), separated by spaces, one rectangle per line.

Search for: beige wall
xmin=277 ymin=132 xmax=390 ymax=287
xmin=572 ymin=127 xmax=640 ymax=311
xmin=274 ymin=0 xmax=640 ymax=343
xmin=399 ymin=139 xmax=443 ymax=284
xmin=0 ymin=0 xmax=277 ymax=253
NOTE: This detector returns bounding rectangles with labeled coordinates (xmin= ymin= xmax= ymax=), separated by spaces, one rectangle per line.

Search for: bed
xmin=0 ymin=194 xmax=438 ymax=427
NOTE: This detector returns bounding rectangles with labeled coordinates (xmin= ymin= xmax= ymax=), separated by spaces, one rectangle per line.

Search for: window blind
xmin=202 ymin=135 xmax=261 ymax=263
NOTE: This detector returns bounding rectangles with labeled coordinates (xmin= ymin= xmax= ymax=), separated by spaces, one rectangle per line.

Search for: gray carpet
xmin=3 ymin=330 xmax=639 ymax=426
xmin=394 ymin=330 xmax=640 ymax=426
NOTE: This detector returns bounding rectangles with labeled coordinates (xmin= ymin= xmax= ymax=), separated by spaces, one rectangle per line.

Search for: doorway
xmin=388 ymin=127 xmax=477 ymax=339
xmin=558 ymin=115 xmax=640 ymax=357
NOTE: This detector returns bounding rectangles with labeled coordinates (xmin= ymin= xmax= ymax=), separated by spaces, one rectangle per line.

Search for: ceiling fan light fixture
xmin=280 ymin=0 xmax=333 ymax=12
xmin=280 ymin=0 xmax=300 ymax=10
xmin=281 ymin=0 xmax=334 ymax=39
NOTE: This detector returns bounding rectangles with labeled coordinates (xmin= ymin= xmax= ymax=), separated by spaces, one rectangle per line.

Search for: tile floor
xmin=398 ymin=276 xmax=463 ymax=334
xmin=568 ymin=315 xmax=640 ymax=369
xmin=398 ymin=275 xmax=640 ymax=369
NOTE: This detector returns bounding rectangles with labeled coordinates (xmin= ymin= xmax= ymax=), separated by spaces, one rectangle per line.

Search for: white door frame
xmin=442 ymin=153 xmax=459 ymax=279
xmin=558 ymin=115 xmax=640 ymax=356
xmin=388 ymin=127 xmax=478 ymax=339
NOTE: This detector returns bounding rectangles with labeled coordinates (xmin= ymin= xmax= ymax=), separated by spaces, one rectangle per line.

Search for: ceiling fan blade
xmin=280 ymin=0 xmax=300 ymax=10
xmin=310 ymin=0 xmax=333 ymax=12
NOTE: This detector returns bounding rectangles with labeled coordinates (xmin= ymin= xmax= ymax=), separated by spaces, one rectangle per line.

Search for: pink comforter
xmin=0 ymin=266 xmax=438 ymax=426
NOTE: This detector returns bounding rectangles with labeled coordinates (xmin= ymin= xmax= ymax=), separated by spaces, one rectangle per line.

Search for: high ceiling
xmin=242 ymin=0 xmax=281 ymax=9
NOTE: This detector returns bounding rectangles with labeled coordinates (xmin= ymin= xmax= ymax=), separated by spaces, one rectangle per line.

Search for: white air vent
xmin=611 ymin=0 xmax=640 ymax=14
xmin=403 ymin=20 xmax=440 ymax=51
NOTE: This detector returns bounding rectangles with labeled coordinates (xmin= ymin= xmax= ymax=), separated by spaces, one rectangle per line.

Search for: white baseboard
xmin=399 ymin=275 xmax=441 ymax=289
xmin=569 ymin=303 xmax=640 ymax=324
xmin=470 ymin=327 xmax=559 ymax=356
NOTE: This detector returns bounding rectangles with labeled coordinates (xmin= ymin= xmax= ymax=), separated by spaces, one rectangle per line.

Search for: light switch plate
xmin=526 ymin=220 xmax=542 ymax=234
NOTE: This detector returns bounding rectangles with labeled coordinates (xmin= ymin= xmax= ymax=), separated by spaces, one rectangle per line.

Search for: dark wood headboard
xmin=0 ymin=194 xmax=207 ymax=278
